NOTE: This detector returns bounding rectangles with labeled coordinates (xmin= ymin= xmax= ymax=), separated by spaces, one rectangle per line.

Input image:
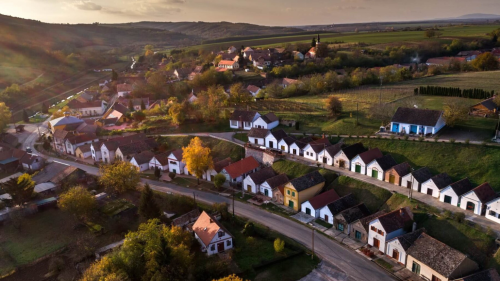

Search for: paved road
xmin=24 ymin=124 xmax=394 ymax=281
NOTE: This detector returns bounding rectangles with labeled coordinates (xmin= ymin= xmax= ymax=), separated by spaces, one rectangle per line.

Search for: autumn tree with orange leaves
xmin=182 ymin=137 xmax=213 ymax=185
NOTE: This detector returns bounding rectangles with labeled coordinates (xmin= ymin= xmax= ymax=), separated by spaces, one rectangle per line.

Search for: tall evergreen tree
xmin=128 ymin=99 xmax=135 ymax=112
xmin=111 ymin=70 xmax=118 ymax=81
xmin=139 ymin=183 xmax=161 ymax=220
xmin=140 ymin=99 xmax=146 ymax=110
xmin=41 ymin=103 xmax=49 ymax=114
xmin=311 ymin=37 xmax=317 ymax=47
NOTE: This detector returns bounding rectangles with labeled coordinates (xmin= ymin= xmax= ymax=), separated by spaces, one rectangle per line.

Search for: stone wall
xmin=245 ymin=145 xmax=282 ymax=166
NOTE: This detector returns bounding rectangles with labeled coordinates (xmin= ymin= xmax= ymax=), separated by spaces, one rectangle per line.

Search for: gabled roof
xmin=192 ymin=211 xmax=232 ymax=247
xmin=410 ymin=167 xmax=433 ymax=183
xmin=288 ymin=171 xmax=325 ymax=192
xmin=247 ymin=85 xmax=260 ymax=93
xmin=375 ymin=207 xmax=413 ymax=233
xmin=248 ymin=128 xmax=269 ymax=139
xmin=131 ymin=151 xmax=156 ymax=165
xmin=265 ymin=174 xmax=289 ymax=189
xmin=323 ymin=143 xmax=343 ymax=158
xmin=307 ymin=189 xmax=340 ymax=210
xmin=76 ymin=144 xmax=92 ymax=153
xmin=389 ymin=162 xmax=411 ymax=177
xmin=325 ymin=193 xmax=358 ymax=215
xmin=341 ymin=143 xmax=367 ymax=159
xmin=475 ymin=96 xmax=498 ymax=111
xmin=388 ymin=228 xmax=425 ymax=251
xmin=101 ymin=133 xmax=147 ymax=151
xmin=32 ymin=162 xmax=73 ymax=183
xmin=230 ymin=110 xmax=258 ymax=122
xmin=118 ymin=139 xmax=158 ymax=157
xmin=359 ymin=211 xmax=387 ymax=232
xmin=391 ymin=107 xmax=443 ymax=127
xmin=280 ymin=136 xmax=297 ymax=146
xmin=213 ymin=157 xmax=232 ymax=173
xmin=219 ymin=60 xmax=237 ymax=66
xmin=452 ymin=268 xmax=500 ymax=281
xmin=357 ymin=148 xmax=383 ymax=164
xmin=467 ymin=182 xmax=497 ymax=203
xmin=169 ymin=148 xmax=183 ymax=161
xmin=248 ymin=167 xmax=276 ymax=185
xmin=371 ymin=154 xmax=397 ymax=170
xmin=269 ymin=129 xmax=288 ymax=141
xmin=336 ymin=203 xmax=370 ymax=224
xmin=152 ymin=152 xmax=170 ymax=166
xmin=259 ymin=112 xmax=279 ymax=124
xmin=407 ymin=233 xmax=471 ymax=278
xmin=65 ymin=133 xmax=97 ymax=145
xmin=223 ymin=156 xmax=260 ymax=179
xmin=49 ymin=116 xmax=84 ymax=128
xmin=282 ymin=78 xmax=298 ymax=86
xmin=307 ymin=138 xmax=332 ymax=153
xmin=447 ymin=178 xmax=474 ymax=197
xmin=53 ymin=129 xmax=74 ymax=140
xmin=67 ymin=99 xmax=102 ymax=109
xmin=430 ymin=173 xmax=454 ymax=190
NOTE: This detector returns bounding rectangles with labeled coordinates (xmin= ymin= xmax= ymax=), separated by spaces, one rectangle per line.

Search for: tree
xmin=99 ymin=161 xmax=141 ymax=194
xmin=182 ymin=137 xmax=213 ymax=185
xmin=0 ymin=102 xmax=11 ymax=133
xmin=316 ymin=43 xmax=329 ymax=58
xmin=128 ymin=99 xmax=135 ymax=112
xmin=326 ymin=96 xmax=342 ymax=118
xmin=0 ymin=174 xmax=34 ymax=207
xmin=274 ymin=238 xmax=285 ymax=253
xmin=58 ymin=186 xmax=96 ymax=221
xmin=229 ymin=83 xmax=252 ymax=104
xmin=132 ymin=110 xmax=146 ymax=122
xmin=51 ymin=106 xmax=70 ymax=119
xmin=41 ymin=102 xmax=49 ymax=114
xmin=311 ymin=37 xmax=317 ymax=47
xmin=140 ymin=99 xmax=146 ymax=110
xmin=443 ymin=98 xmax=470 ymax=127
xmin=168 ymin=102 xmax=185 ymax=125
xmin=425 ymin=30 xmax=436 ymax=38
xmin=112 ymin=69 xmax=118 ymax=81
xmin=22 ymin=109 xmax=29 ymax=123
xmin=139 ymin=183 xmax=161 ymax=220
xmin=214 ymin=173 xmax=226 ymax=190
xmin=494 ymin=95 xmax=500 ymax=107
xmin=472 ymin=52 xmax=499 ymax=71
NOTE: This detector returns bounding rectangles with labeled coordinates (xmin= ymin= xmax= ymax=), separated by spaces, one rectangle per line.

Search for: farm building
xmin=384 ymin=162 xmax=411 ymax=186
xmin=366 ymin=154 xmax=397 ymax=181
xmin=390 ymin=107 xmax=445 ymax=135
xmin=420 ymin=173 xmax=454 ymax=198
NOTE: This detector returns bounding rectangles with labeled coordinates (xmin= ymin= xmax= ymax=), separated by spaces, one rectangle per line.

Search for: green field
xmin=334 ymin=176 xmax=393 ymax=213
xmin=271 ymin=159 xmax=337 ymax=186
xmin=343 ymin=138 xmax=500 ymax=189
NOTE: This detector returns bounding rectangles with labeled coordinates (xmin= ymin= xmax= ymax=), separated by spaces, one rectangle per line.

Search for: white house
xmin=227 ymin=46 xmax=238 ymax=54
xmin=460 ymin=183 xmax=497 ymax=215
xmin=67 ymin=99 xmax=107 ymax=117
xmin=420 ymin=173 xmax=454 ymax=198
xmin=221 ymin=156 xmax=260 ymax=184
xmin=366 ymin=154 xmax=397 ymax=181
xmin=246 ymin=85 xmax=261 ymax=97
xmin=367 ymin=208 xmax=413 ymax=253
xmin=117 ymin=83 xmax=133 ymax=97
xmin=350 ymin=148 xmax=383 ymax=175
xmin=229 ymin=110 xmax=260 ymax=130
xmin=90 ymin=141 xmax=103 ymax=161
xmin=203 ymin=158 xmax=232 ymax=182
xmin=282 ymin=78 xmax=299 ymax=88
xmin=248 ymin=128 xmax=269 ymax=146
xmin=193 ymin=211 xmax=233 ymax=256
xmin=318 ymin=143 xmax=343 ymax=166
xmin=301 ymin=189 xmax=340 ymax=218
xmin=242 ymin=167 xmax=276 ymax=194
xmin=168 ymin=149 xmax=185 ymax=175
xmin=253 ymin=113 xmax=279 ymax=130
xmin=149 ymin=152 xmax=170 ymax=171
xmin=130 ymin=151 xmax=155 ymax=172
xmin=333 ymin=143 xmax=366 ymax=169
xmin=64 ymin=134 xmax=98 ymax=156
xmin=75 ymin=144 xmax=92 ymax=159
xmin=260 ymin=174 xmax=289 ymax=200
xmin=288 ymin=137 xmax=312 ymax=156
xmin=318 ymin=194 xmax=358 ymax=225
xmin=265 ymin=129 xmax=288 ymax=149
xmin=390 ymin=107 xmax=446 ymax=135
xmin=277 ymin=136 xmax=297 ymax=153
xmin=439 ymin=178 xmax=474 ymax=206
xmin=303 ymin=138 xmax=331 ymax=162
xmin=218 ymin=60 xmax=239 ymax=70
xmin=401 ymin=167 xmax=433 ymax=192
xmin=386 ymin=229 xmax=424 ymax=265
xmin=486 ymin=197 xmax=500 ymax=224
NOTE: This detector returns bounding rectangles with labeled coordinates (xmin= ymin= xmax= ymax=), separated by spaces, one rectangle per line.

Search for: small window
xmin=287 ymin=190 xmax=290 ymax=195
xmin=218 ymin=231 xmax=224 ymax=238
xmin=227 ymin=240 xmax=232 ymax=246
xmin=292 ymin=192 xmax=295 ymax=197
xmin=378 ymin=230 xmax=384 ymax=236
xmin=371 ymin=226 xmax=377 ymax=232
xmin=490 ymin=210 xmax=497 ymax=217
xmin=210 ymin=245 xmax=215 ymax=251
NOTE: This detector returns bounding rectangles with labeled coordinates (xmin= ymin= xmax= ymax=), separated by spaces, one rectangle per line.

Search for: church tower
xmin=316 ymin=34 xmax=321 ymax=45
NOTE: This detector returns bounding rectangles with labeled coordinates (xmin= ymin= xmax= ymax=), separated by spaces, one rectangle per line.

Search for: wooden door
xmin=217 ymin=242 xmax=224 ymax=253
xmin=407 ymin=181 xmax=412 ymax=190
xmin=324 ymin=214 xmax=329 ymax=222
xmin=355 ymin=165 xmax=361 ymax=173
xmin=372 ymin=170 xmax=378 ymax=179
xmin=392 ymin=249 xmax=399 ymax=261
xmin=373 ymin=238 xmax=380 ymax=248
xmin=431 ymin=275 xmax=442 ymax=281
xmin=389 ymin=174 xmax=396 ymax=184
xmin=339 ymin=160 xmax=345 ymax=168
xmin=247 ymin=185 xmax=252 ymax=193
xmin=427 ymin=189 xmax=433 ymax=196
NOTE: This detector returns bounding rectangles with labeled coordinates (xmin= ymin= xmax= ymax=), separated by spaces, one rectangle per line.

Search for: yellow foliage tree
xmin=58 ymin=186 xmax=96 ymax=221
xmin=0 ymin=102 xmax=11 ymax=133
xmin=99 ymin=161 xmax=141 ymax=194
xmin=182 ymin=137 xmax=213 ymax=185
xmin=51 ymin=106 xmax=71 ymax=120
xmin=214 ymin=274 xmax=248 ymax=281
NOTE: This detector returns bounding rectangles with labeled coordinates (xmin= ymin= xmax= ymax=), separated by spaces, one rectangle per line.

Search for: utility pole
xmin=311 ymin=229 xmax=315 ymax=260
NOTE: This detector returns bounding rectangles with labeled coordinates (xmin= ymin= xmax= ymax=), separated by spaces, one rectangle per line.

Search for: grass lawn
xmin=172 ymin=177 xmax=214 ymax=190
xmin=157 ymin=136 xmax=244 ymax=162
xmin=314 ymin=219 xmax=332 ymax=229
xmin=343 ymin=138 xmax=500 ymax=190
xmin=233 ymin=133 xmax=248 ymax=143
xmin=333 ymin=176 xmax=393 ymax=213
xmin=272 ymin=160 xmax=338 ymax=186
xmin=374 ymin=258 xmax=394 ymax=271
xmin=253 ymin=253 xmax=319 ymax=281
xmin=0 ymin=210 xmax=82 ymax=270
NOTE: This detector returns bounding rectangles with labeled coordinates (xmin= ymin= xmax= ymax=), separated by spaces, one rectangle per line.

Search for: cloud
xmin=74 ymin=0 xmax=102 ymax=11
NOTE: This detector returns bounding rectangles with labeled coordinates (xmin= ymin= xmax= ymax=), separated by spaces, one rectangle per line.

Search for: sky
xmin=2 ymin=0 xmax=500 ymax=26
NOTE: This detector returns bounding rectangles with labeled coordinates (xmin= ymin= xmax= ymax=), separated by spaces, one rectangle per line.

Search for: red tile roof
xmin=307 ymin=189 xmax=340 ymax=209
xmin=192 ymin=211 xmax=232 ymax=247
xmin=223 ymin=156 xmax=260 ymax=179
xmin=219 ymin=60 xmax=237 ymax=66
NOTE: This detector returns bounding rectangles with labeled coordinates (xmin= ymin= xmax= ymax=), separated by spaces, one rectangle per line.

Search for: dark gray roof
xmin=248 ymin=128 xmax=269 ymax=138
xmin=360 ymin=211 xmax=387 ymax=232
xmin=342 ymin=143 xmax=367 ymax=159
xmin=448 ymin=178 xmax=474 ymax=197
xmin=358 ymin=148 xmax=383 ymax=164
xmin=479 ymin=97 xmax=498 ymax=111
xmin=453 ymin=269 xmax=500 ymax=281
xmin=430 ymin=173 xmax=454 ymax=190
xmin=326 ymin=194 xmax=358 ymax=215
xmin=390 ymin=162 xmax=411 ymax=177
xmin=407 ymin=233 xmax=471 ymax=278
xmin=230 ymin=110 xmax=258 ymax=122
xmin=391 ymin=107 xmax=443 ymax=127
xmin=377 ymin=207 xmax=413 ymax=233
xmin=248 ymin=167 xmax=276 ymax=185
xmin=373 ymin=154 xmax=397 ymax=170
xmin=289 ymin=171 xmax=325 ymax=192
xmin=390 ymin=228 xmax=425 ymax=250
xmin=260 ymin=112 xmax=279 ymax=123
xmin=324 ymin=143 xmax=343 ymax=158
xmin=411 ymin=167 xmax=433 ymax=183
xmin=270 ymin=129 xmax=288 ymax=141
xmin=265 ymin=174 xmax=289 ymax=189
xmin=335 ymin=203 xmax=370 ymax=224
xmin=281 ymin=136 xmax=297 ymax=145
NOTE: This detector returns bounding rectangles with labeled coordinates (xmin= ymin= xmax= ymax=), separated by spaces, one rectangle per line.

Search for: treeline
xmin=416 ymin=86 xmax=495 ymax=99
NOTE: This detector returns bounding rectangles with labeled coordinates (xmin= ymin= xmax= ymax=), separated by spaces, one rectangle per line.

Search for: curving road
xmin=24 ymin=122 xmax=394 ymax=281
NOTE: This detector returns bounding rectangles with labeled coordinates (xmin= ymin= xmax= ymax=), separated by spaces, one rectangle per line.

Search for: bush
xmin=404 ymin=135 xmax=409 ymax=141
xmin=418 ymin=136 xmax=424 ymax=142
xmin=242 ymin=222 xmax=255 ymax=236
xmin=48 ymin=257 xmax=65 ymax=273
xmin=449 ymin=138 xmax=456 ymax=144
xmin=443 ymin=210 xmax=453 ymax=219
xmin=274 ymin=238 xmax=285 ymax=253
xmin=169 ymin=172 xmax=176 ymax=180
xmin=487 ymin=227 xmax=495 ymax=237
xmin=434 ymin=136 xmax=439 ymax=142
xmin=455 ymin=212 xmax=466 ymax=223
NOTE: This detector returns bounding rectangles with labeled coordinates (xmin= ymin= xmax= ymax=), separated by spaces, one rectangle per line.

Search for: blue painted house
xmin=390 ymin=107 xmax=445 ymax=135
